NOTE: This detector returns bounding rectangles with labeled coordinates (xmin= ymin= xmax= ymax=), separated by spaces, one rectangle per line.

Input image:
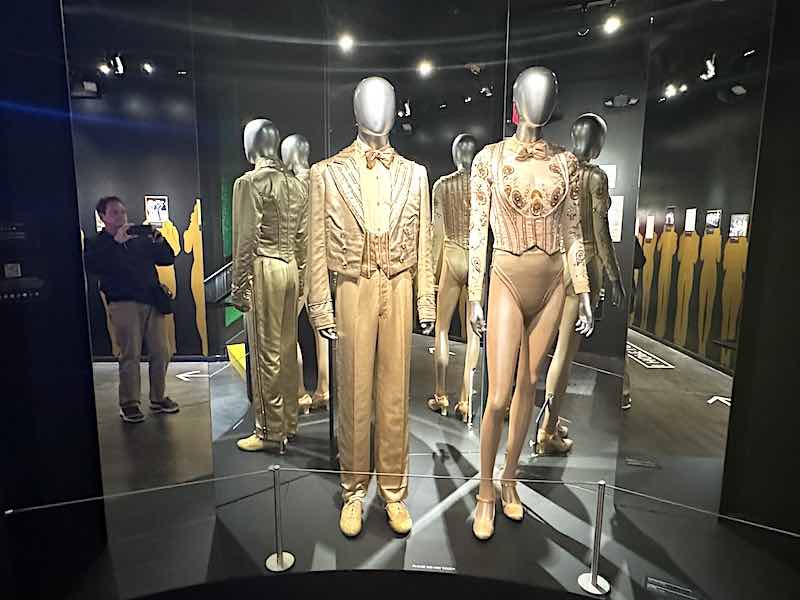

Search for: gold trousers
xmin=335 ymin=269 xmax=412 ymax=503
xmin=246 ymin=256 xmax=299 ymax=442
xmin=433 ymin=241 xmax=479 ymax=404
xmin=108 ymin=301 xmax=172 ymax=408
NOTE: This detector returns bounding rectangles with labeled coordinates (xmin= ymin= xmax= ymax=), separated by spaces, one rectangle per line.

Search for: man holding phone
xmin=84 ymin=196 xmax=178 ymax=423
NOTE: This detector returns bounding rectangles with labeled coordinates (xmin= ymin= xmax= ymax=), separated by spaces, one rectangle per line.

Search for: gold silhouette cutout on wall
xmin=720 ymin=214 xmax=749 ymax=367
xmin=673 ymin=209 xmax=699 ymax=347
xmin=183 ymin=199 xmax=208 ymax=356
xmin=156 ymin=219 xmax=181 ymax=355
xmin=697 ymin=210 xmax=722 ymax=356
xmin=640 ymin=215 xmax=657 ymax=328
xmin=655 ymin=208 xmax=678 ymax=338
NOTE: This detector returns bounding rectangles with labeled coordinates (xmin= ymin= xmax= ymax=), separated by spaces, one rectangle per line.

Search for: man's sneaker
xmin=150 ymin=397 xmax=180 ymax=414
xmin=120 ymin=405 xmax=145 ymax=423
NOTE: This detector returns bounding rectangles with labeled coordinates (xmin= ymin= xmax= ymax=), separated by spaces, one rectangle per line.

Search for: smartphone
xmin=127 ymin=224 xmax=154 ymax=236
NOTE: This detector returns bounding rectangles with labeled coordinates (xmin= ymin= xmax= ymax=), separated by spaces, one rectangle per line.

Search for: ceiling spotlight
xmin=603 ymin=15 xmax=622 ymax=35
xmin=603 ymin=93 xmax=639 ymax=108
xmin=113 ymin=54 xmax=124 ymax=75
xmin=397 ymin=110 xmax=404 ymax=117
xmin=142 ymin=61 xmax=155 ymax=75
xmin=731 ymin=84 xmax=748 ymax=96
xmin=743 ymin=49 xmax=756 ymax=57
xmin=664 ymin=84 xmax=678 ymax=98
xmin=480 ymin=85 xmax=494 ymax=97
xmin=417 ymin=60 xmax=433 ymax=78
xmin=679 ymin=83 xmax=688 ymax=93
xmin=177 ymin=69 xmax=188 ymax=77
xmin=98 ymin=63 xmax=112 ymax=76
xmin=577 ymin=2 xmax=590 ymax=37
xmin=466 ymin=63 xmax=482 ymax=76
xmin=658 ymin=97 xmax=667 ymax=103
xmin=338 ymin=34 xmax=354 ymax=53
xmin=700 ymin=54 xmax=716 ymax=81
xmin=464 ymin=96 xmax=472 ymax=103
xmin=439 ymin=102 xmax=447 ymax=110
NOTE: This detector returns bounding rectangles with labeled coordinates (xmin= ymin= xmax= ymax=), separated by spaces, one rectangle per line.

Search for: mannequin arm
xmin=431 ymin=179 xmax=445 ymax=284
xmin=467 ymin=147 xmax=492 ymax=304
xmin=416 ymin=167 xmax=436 ymax=334
xmin=589 ymin=168 xmax=624 ymax=306
xmin=294 ymin=182 xmax=309 ymax=298
xmin=306 ymin=163 xmax=336 ymax=334
xmin=231 ymin=176 xmax=262 ymax=312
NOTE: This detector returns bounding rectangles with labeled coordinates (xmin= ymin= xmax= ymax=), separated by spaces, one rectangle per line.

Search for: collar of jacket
xmin=254 ymin=156 xmax=283 ymax=171
xmin=327 ymin=139 xmax=415 ymax=233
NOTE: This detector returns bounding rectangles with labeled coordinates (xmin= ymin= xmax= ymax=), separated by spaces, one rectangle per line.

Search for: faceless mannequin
xmin=467 ymin=66 xmax=595 ymax=540
xmin=244 ymin=119 xmax=281 ymax=165
xmin=428 ymin=133 xmax=479 ymax=422
xmin=281 ymin=134 xmax=311 ymax=180
xmin=469 ymin=68 xmax=594 ymax=337
xmin=319 ymin=77 xmax=434 ymax=340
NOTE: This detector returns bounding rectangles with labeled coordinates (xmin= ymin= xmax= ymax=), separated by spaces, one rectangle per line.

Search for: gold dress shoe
xmin=454 ymin=399 xmax=469 ymax=423
xmin=427 ymin=393 xmax=449 ymax=416
xmin=498 ymin=481 xmax=524 ymax=521
xmin=472 ymin=495 xmax=496 ymax=540
xmin=386 ymin=502 xmax=413 ymax=535
xmin=535 ymin=430 xmax=574 ymax=456
xmin=298 ymin=393 xmax=313 ymax=415
xmin=311 ymin=391 xmax=329 ymax=411
xmin=236 ymin=433 xmax=287 ymax=454
xmin=339 ymin=499 xmax=363 ymax=537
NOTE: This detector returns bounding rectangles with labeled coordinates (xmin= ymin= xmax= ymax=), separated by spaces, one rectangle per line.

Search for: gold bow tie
xmin=365 ymin=147 xmax=395 ymax=170
xmin=515 ymin=139 xmax=548 ymax=161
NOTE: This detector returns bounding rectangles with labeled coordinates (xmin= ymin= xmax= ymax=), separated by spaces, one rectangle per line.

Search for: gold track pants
xmin=335 ymin=269 xmax=412 ymax=503
xmin=246 ymin=256 xmax=299 ymax=442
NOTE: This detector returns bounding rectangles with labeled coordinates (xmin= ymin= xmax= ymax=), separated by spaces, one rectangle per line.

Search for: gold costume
xmin=307 ymin=139 xmax=435 ymax=502
xmin=674 ymin=231 xmax=699 ymax=347
xmin=431 ymin=169 xmax=479 ymax=415
xmin=697 ymin=228 xmax=722 ymax=355
xmin=231 ymin=157 xmax=308 ymax=442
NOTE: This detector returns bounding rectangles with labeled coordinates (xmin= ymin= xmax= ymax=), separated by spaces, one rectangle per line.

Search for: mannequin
xmin=674 ymin=224 xmax=699 ymax=346
xmin=640 ymin=228 xmax=657 ymax=327
xmin=231 ymin=118 xmax=308 ymax=454
xmin=281 ymin=134 xmax=330 ymax=414
xmin=427 ymin=133 xmax=480 ymax=423
xmin=720 ymin=229 xmax=748 ymax=367
xmin=539 ymin=114 xmax=624 ymax=454
xmin=697 ymin=221 xmax=722 ymax=355
xmin=467 ymin=67 xmax=593 ymax=540
xmin=183 ymin=200 xmax=208 ymax=355
xmin=655 ymin=221 xmax=678 ymax=337
xmin=306 ymin=76 xmax=436 ymax=538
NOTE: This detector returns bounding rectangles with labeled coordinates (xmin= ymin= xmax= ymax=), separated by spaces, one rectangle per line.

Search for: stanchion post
xmin=265 ymin=464 xmax=295 ymax=572
xmin=578 ymin=480 xmax=611 ymax=595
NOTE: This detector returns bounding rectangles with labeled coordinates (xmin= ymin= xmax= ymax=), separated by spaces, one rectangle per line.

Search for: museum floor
xmin=71 ymin=333 xmax=797 ymax=600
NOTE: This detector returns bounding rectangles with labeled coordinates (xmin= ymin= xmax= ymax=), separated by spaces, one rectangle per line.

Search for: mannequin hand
xmin=420 ymin=320 xmax=434 ymax=335
xmin=609 ymin=280 xmax=625 ymax=308
xmin=575 ymin=292 xmax=594 ymax=337
xmin=469 ymin=301 xmax=486 ymax=337
xmin=113 ymin=223 xmax=136 ymax=244
xmin=320 ymin=327 xmax=338 ymax=341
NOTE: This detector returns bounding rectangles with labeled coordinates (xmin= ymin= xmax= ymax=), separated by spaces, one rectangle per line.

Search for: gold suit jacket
xmin=307 ymin=141 xmax=436 ymax=330
xmin=432 ymin=168 xmax=470 ymax=249
xmin=231 ymin=157 xmax=308 ymax=311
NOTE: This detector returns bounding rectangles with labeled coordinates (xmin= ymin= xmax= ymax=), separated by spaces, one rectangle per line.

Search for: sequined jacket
xmin=578 ymin=163 xmax=622 ymax=284
xmin=306 ymin=141 xmax=436 ymax=330
xmin=231 ymin=158 xmax=308 ymax=311
xmin=432 ymin=168 xmax=470 ymax=249
xmin=468 ymin=139 xmax=590 ymax=302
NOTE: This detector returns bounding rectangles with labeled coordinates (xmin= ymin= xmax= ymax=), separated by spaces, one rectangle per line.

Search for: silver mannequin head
xmin=280 ymin=133 xmax=311 ymax=174
xmin=353 ymin=76 xmax=396 ymax=148
xmin=451 ymin=133 xmax=478 ymax=171
xmin=512 ymin=67 xmax=559 ymax=141
xmin=571 ymin=113 xmax=607 ymax=163
xmin=243 ymin=118 xmax=281 ymax=164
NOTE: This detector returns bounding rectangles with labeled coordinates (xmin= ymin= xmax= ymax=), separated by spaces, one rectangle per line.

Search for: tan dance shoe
xmin=472 ymin=495 xmax=496 ymax=540
xmin=339 ymin=499 xmax=363 ymax=537
xmin=427 ymin=393 xmax=449 ymax=416
xmin=498 ymin=481 xmax=524 ymax=521
xmin=386 ymin=501 xmax=413 ymax=535
xmin=236 ymin=433 xmax=287 ymax=454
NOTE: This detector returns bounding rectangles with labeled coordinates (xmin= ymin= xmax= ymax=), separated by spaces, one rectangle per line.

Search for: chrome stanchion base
xmin=266 ymin=551 xmax=295 ymax=572
xmin=578 ymin=573 xmax=610 ymax=596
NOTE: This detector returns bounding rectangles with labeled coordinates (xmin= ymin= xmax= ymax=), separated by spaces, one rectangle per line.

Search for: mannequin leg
xmin=282 ymin=263 xmax=300 ymax=438
xmin=503 ymin=282 xmax=566 ymax=481
xmin=478 ymin=277 xmax=524 ymax=501
xmin=542 ymin=292 xmax=581 ymax=435
xmin=431 ymin=251 xmax=462 ymax=410
xmin=458 ymin=307 xmax=480 ymax=421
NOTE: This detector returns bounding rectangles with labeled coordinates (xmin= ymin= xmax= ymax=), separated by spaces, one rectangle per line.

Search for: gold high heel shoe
xmin=497 ymin=481 xmax=524 ymax=521
xmin=454 ymin=399 xmax=469 ymax=423
xmin=535 ymin=429 xmax=574 ymax=456
xmin=472 ymin=495 xmax=496 ymax=540
xmin=427 ymin=393 xmax=449 ymax=416
xmin=311 ymin=391 xmax=329 ymax=411
xmin=298 ymin=393 xmax=313 ymax=415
